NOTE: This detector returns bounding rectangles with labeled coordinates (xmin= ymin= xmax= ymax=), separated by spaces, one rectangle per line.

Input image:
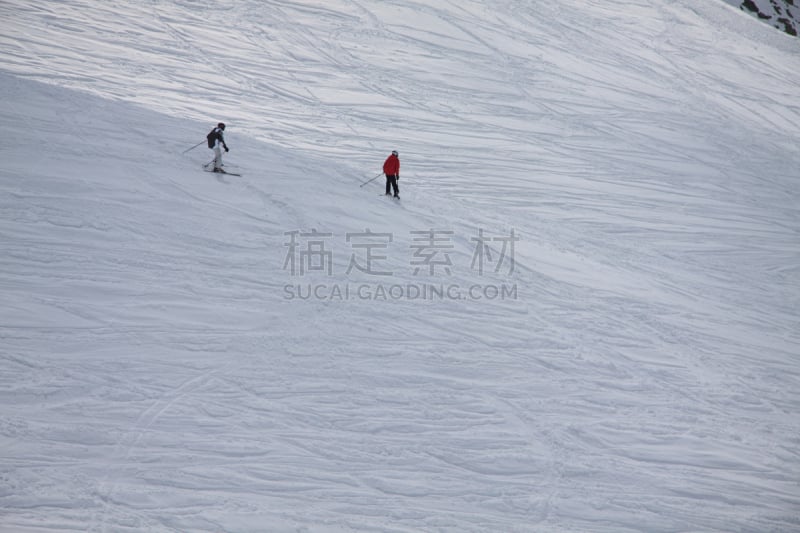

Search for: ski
xmin=204 ymin=169 xmax=242 ymax=176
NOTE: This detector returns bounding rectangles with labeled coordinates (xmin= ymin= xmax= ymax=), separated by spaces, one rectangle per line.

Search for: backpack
xmin=206 ymin=128 xmax=218 ymax=148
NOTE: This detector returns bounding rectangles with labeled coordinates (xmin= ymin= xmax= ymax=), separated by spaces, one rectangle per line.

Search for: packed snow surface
xmin=1 ymin=1 xmax=799 ymax=531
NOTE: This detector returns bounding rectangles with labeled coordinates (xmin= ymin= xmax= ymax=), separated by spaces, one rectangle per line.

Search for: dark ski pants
xmin=385 ymin=174 xmax=399 ymax=197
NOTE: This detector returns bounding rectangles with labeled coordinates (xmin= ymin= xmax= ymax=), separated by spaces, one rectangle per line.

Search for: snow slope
xmin=1 ymin=1 xmax=800 ymax=531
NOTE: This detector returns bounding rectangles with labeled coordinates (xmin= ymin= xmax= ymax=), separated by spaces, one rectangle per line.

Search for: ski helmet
xmin=218 ymin=122 xmax=226 ymax=130
xmin=392 ymin=150 xmax=398 ymax=156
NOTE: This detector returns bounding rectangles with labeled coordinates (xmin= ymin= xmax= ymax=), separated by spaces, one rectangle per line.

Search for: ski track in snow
xmin=1 ymin=0 xmax=800 ymax=531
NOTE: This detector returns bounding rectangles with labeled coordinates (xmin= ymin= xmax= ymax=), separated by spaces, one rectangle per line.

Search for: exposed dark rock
xmin=777 ymin=16 xmax=799 ymax=34
xmin=733 ymin=0 xmax=799 ymax=36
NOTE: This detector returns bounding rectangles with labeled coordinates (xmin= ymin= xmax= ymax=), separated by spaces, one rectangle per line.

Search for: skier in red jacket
xmin=383 ymin=150 xmax=400 ymax=198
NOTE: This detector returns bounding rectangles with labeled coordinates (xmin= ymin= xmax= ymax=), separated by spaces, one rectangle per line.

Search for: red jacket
xmin=383 ymin=154 xmax=400 ymax=175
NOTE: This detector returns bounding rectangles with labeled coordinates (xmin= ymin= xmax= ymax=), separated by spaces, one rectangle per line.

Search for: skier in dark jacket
xmin=383 ymin=150 xmax=400 ymax=198
xmin=207 ymin=122 xmax=229 ymax=172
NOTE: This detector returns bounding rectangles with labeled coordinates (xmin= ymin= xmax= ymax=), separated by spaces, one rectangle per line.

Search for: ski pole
xmin=182 ymin=140 xmax=205 ymax=154
xmin=359 ymin=172 xmax=383 ymax=188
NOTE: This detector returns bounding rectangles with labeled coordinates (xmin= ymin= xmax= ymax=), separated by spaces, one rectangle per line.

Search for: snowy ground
xmin=1 ymin=1 xmax=799 ymax=531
